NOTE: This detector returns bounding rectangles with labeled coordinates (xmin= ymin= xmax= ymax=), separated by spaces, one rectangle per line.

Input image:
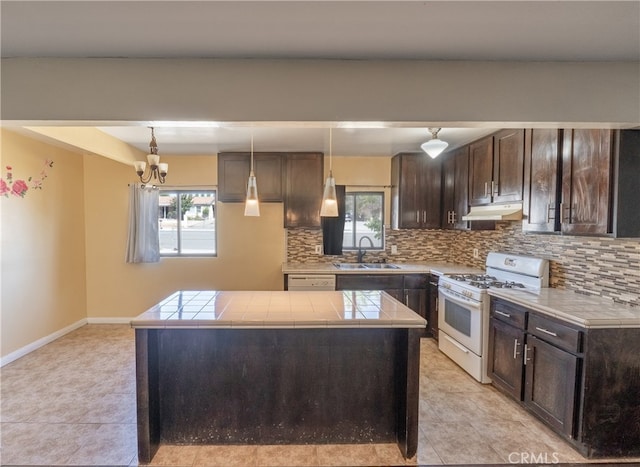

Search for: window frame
xmin=343 ymin=191 xmax=385 ymax=251
xmin=158 ymin=189 xmax=217 ymax=257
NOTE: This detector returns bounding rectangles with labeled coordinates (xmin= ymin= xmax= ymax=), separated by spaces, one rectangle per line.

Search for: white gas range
xmin=438 ymin=252 xmax=549 ymax=383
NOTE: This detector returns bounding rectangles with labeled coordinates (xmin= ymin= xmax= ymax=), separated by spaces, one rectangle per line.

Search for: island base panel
xmin=135 ymin=328 xmax=420 ymax=462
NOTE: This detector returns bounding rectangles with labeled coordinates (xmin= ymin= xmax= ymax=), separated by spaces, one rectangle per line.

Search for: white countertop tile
xmin=131 ymin=290 xmax=427 ymax=329
xmin=488 ymin=288 xmax=640 ymax=329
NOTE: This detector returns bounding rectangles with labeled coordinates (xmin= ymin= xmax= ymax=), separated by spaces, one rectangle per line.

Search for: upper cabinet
xmin=523 ymin=129 xmax=639 ymax=237
xmin=522 ymin=129 xmax=562 ymax=233
xmin=560 ymin=129 xmax=613 ymax=235
xmin=218 ymin=152 xmax=284 ymax=203
xmin=391 ymin=152 xmax=442 ymax=229
xmin=469 ymin=130 xmax=525 ymax=206
xmin=284 ymin=152 xmax=324 ymax=228
xmin=442 ymin=146 xmax=469 ymax=230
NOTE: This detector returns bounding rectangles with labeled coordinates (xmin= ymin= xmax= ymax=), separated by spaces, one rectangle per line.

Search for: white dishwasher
xmin=287 ymin=274 xmax=336 ymax=291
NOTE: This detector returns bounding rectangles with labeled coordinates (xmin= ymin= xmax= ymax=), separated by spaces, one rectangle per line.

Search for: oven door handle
xmin=442 ymin=333 xmax=470 ymax=354
xmin=438 ymin=287 xmax=482 ymax=311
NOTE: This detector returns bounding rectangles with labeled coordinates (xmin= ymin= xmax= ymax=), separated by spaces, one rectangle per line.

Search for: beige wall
xmin=83 ymin=154 xmax=286 ymax=319
xmin=1 ymin=129 xmax=87 ymax=356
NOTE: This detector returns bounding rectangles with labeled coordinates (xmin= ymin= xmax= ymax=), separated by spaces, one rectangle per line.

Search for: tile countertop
xmin=282 ymin=261 xmax=484 ymax=276
xmin=488 ymin=288 xmax=640 ymax=329
xmin=130 ymin=290 xmax=427 ymax=330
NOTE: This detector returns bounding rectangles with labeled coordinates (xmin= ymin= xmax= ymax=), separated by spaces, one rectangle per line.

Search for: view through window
xmin=158 ymin=190 xmax=216 ymax=256
xmin=343 ymin=192 xmax=384 ymax=250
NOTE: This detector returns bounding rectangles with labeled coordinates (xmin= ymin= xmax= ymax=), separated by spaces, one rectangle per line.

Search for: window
xmin=343 ymin=192 xmax=384 ymax=250
xmin=158 ymin=190 xmax=216 ymax=256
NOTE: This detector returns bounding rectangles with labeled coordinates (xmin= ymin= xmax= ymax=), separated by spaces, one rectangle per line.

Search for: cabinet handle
xmin=523 ymin=343 xmax=531 ymax=365
xmin=513 ymin=338 xmax=521 ymax=359
xmin=423 ymin=211 xmax=427 ymax=223
xmin=491 ymin=180 xmax=498 ymax=196
xmin=546 ymin=203 xmax=555 ymax=223
xmin=452 ymin=211 xmax=456 ymax=223
xmin=484 ymin=182 xmax=489 ymax=197
xmin=535 ymin=326 xmax=558 ymax=337
xmin=405 ymin=292 xmax=409 ymax=306
xmin=494 ymin=310 xmax=511 ymax=318
xmin=416 ymin=211 xmax=420 ymax=223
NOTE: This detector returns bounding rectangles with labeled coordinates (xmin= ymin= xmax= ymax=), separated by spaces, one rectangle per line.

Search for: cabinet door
xmin=421 ymin=156 xmax=442 ymax=229
xmin=524 ymin=336 xmax=579 ymax=438
xmin=441 ymin=152 xmax=456 ymax=229
xmin=522 ymin=129 xmax=562 ymax=233
xmin=469 ymin=136 xmax=494 ymax=206
xmin=488 ymin=318 xmax=525 ymax=400
xmin=391 ymin=154 xmax=422 ymax=229
xmin=452 ymin=146 xmax=470 ymax=229
xmin=493 ymin=129 xmax=525 ymax=203
xmin=218 ymin=153 xmax=283 ymax=202
xmin=427 ymin=279 xmax=439 ymax=339
xmin=217 ymin=153 xmax=250 ymax=202
xmin=284 ymin=153 xmax=323 ymax=228
xmin=561 ymin=129 xmax=613 ymax=235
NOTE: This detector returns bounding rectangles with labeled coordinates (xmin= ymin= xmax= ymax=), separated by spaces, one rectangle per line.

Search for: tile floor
xmin=1 ymin=325 xmax=638 ymax=466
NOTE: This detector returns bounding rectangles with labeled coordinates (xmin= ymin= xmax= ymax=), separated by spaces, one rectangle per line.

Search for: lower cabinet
xmin=488 ymin=296 xmax=640 ymax=458
xmin=427 ymin=275 xmax=439 ymax=339
xmin=336 ymin=274 xmax=428 ymax=335
xmin=523 ymin=335 xmax=579 ymax=438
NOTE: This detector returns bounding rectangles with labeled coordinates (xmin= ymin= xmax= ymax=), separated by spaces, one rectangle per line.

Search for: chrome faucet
xmin=357 ymin=235 xmax=374 ymax=263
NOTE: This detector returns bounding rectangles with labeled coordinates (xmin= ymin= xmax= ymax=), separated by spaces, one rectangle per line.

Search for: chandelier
xmin=134 ymin=127 xmax=168 ymax=184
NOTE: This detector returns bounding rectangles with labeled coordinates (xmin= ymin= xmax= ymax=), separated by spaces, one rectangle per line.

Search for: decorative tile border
xmin=286 ymin=223 xmax=640 ymax=307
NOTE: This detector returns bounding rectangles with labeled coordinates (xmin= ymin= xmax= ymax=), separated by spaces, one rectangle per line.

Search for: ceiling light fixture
xmin=244 ymin=131 xmax=260 ymax=217
xmin=421 ymin=128 xmax=449 ymax=159
xmin=134 ymin=127 xmax=168 ymax=184
xmin=320 ymin=128 xmax=338 ymax=217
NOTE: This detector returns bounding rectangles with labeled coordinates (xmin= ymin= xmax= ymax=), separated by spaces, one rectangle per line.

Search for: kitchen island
xmin=131 ymin=290 xmax=426 ymax=463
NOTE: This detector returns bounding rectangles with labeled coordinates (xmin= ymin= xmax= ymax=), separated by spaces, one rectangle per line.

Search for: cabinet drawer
xmin=336 ymin=274 xmax=404 ymax=290
xmin=490 ymin=298 xmax=527 ymax=330
xmin=403 ymin=274 xmax=429 ymax=289
xmin=527 ymin=313 xmax=583 ymax=354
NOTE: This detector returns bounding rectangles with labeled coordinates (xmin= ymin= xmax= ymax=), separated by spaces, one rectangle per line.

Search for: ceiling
xmin=2 ymin=1 xmax=638 ymax=156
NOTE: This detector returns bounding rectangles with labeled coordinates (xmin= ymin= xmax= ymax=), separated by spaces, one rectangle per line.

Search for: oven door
xmin=438 ymin=286 xmax=483 ymax=355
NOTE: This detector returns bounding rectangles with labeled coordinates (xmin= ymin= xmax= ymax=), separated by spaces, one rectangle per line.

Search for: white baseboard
xmin=1 ymin=318 xmax=87 ymax=367
xmin=86 ymin=317 xmax=134 ymax=325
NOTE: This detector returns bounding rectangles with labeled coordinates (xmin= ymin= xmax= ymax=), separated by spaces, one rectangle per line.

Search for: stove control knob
xmin=462 ymin=290 xmax=472 ymax=298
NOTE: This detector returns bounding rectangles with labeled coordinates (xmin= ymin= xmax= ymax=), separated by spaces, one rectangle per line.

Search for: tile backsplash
xmin=286 ymin=223 xmax=640 ymax=307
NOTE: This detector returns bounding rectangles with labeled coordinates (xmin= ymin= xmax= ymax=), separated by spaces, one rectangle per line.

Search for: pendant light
xmin=244 ymin=132 xmax=260 ymax=217
xmin=421 ymin=127 xmax=449 ymax=159
xmin=320 ymin=128 xmax=339 ymax=217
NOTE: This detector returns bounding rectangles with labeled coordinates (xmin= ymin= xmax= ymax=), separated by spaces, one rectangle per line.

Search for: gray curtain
xmin=125 ymin=184 xmax=160 ymax=263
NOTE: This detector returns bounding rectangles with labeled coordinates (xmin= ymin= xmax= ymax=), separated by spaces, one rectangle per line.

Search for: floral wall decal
xmin=1 ymin=159 xmax=54 ymax=198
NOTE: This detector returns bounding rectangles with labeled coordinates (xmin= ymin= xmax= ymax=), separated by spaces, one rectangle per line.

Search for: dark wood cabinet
xmin=469 ymin=130 xmax=525 ymax=207
xmin=427 ymin=275 xmax=439 ymax=339
xmin=469 ymin=136 xmax=494 ymax=206
xmin=391 ymin=153 xmax=442 ymax=229
xmin=336 ymin=274 xmax=428 ymax=335
xmin=488 ymin=299 xmax=527 ymax=400
xmin=561 ymin=129 xmax=613 ymax=235
xmin=284 ymin=153 xmax=324 ymax=228
xmin=523 ymin=335 xmax=579 ymax=438
xmin=442 ymin=146 xmax=469 ymax=230
xmin=522 ymin=129 xmax=562 ymax=233
xmin=493 ymin=129 xmax=525 ymax=204
xmin=218 ymin=152 xmax=284 ymax=202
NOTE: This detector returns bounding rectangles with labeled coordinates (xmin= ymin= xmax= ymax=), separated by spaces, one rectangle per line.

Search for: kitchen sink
xmin=333 ymin=263 xmax=367 ymax=269
xmin=362 ymin=263 xmax=401 ymax=269
xmin=333 ymin=262 xmax=400 ymax=270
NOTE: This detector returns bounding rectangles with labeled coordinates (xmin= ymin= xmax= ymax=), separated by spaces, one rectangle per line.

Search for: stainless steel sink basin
xmin=333 ymin=263 xmax=367 ymax=269
xmin=362 ymin=263 xmax=401 ymax=269
xmin=333 ymin=262 xmax=400 ymax=270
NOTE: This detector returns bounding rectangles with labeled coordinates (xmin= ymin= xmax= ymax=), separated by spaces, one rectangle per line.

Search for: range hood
xmin=462 ymin=203 xmax=523 ymax=221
